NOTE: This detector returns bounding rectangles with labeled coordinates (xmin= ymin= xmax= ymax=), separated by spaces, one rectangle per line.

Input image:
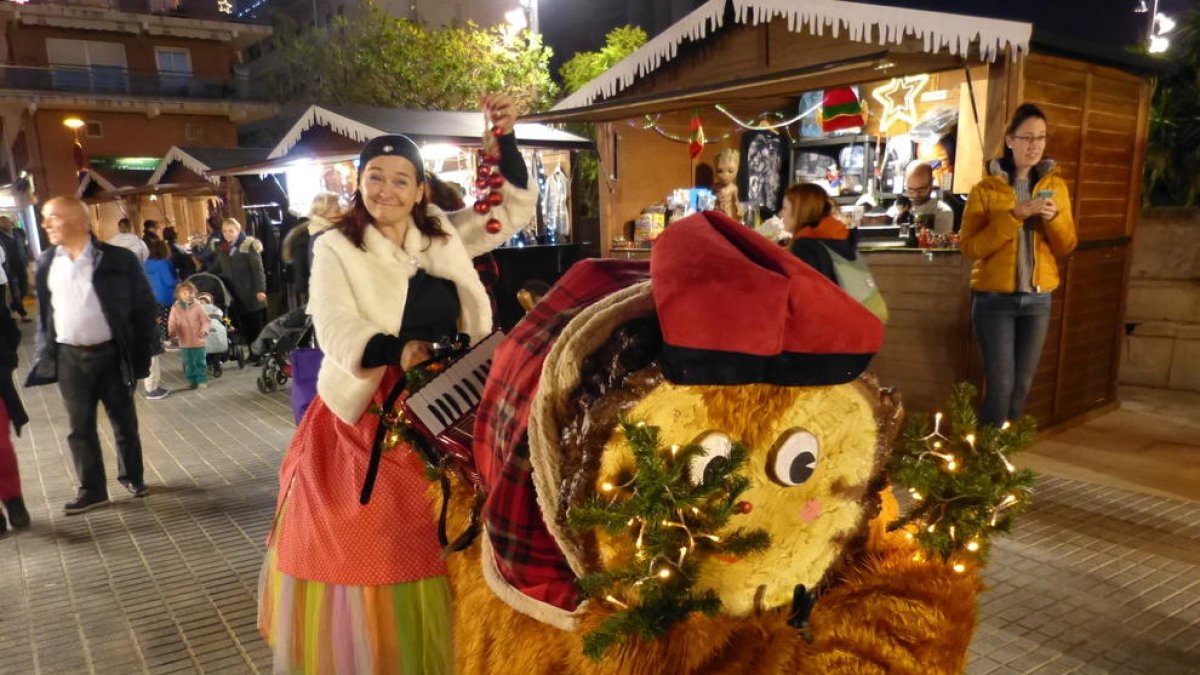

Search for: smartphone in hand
xmin=1036 ymin=190 xmax=1055 ymax=200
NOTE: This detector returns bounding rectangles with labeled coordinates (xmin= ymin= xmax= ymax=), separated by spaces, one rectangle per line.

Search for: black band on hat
xmin=358 ymin=134 xmax=426 ymax=180
xmin=661 ymin=345 xmax=875 ymax=387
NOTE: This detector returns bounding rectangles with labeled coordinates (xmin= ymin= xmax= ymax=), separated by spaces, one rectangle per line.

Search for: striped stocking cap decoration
xmin=821 ymin=87 xmax=866 ymax=133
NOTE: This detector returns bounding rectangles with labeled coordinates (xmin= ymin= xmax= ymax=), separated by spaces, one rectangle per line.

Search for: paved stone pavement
xmin=1 ymin=327 xmax=1197 ymax=674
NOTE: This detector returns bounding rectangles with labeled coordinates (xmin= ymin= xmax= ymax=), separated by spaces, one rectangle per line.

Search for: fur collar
xmin=987 ymin=158 xmax=1058 ymax=183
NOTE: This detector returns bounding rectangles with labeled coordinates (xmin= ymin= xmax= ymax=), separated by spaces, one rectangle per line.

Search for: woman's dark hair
xmin=425 ymin=171 xmax=465 ymax=211
xmin=1000 ymin=102 xmax=1048 ymax=186
xmin=162 ymin=226 xmax=177 ymax=243
xmin=148 ymin=239 xmax=170 ymax=260
xmin=335 ymin=190 xmax=448 ymax=251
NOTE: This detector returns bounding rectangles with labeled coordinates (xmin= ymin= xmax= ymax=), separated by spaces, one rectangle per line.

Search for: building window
xmin=185 ymin=123 xmax=204 ymax=141
xmin=155 ymin=48 xmax=192 ymax=74
xmin=85 ymin=121 xmax=103 ymax=138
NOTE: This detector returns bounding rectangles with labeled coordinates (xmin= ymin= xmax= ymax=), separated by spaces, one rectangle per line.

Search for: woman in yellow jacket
xmin=960 ymin=103 xmax=1077 ymax=426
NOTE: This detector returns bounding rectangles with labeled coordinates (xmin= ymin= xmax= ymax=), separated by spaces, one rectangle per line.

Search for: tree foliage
xmin=556 ymin=26 xmax=648 ymax=219
xmin=268 ymin=0 xmax=558 ymax=113
xmin=1145 ymin=7 xmax=1200 ymax=206
xmin=559 ymin=26 xmax=649 ymax=95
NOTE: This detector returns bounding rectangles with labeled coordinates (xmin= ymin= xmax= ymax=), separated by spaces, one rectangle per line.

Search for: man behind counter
xmin=886 ymin=161 xmax=955 ymax=234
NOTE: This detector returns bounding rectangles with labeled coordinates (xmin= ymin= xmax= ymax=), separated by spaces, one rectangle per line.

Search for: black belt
xmin=60 ymin=341 xmax=114 ymax=352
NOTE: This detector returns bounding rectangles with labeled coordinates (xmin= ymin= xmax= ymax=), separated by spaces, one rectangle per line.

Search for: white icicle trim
xmin=733 ymin=0 xmax=1030 ymax=63
xmin=552 ymin=0 xmax=728 ymax=112
xmin=267 ymin=106 xmax=383 ymax=159
xmin=550 ymin=0 xmax=1031 ymax=112
xmin=147 ymin=147 xmax=220 ymax=186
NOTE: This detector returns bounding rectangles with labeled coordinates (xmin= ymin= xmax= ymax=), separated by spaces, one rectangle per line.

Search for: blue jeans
xmin=972 ymin=291 xmax=1053 ymax=427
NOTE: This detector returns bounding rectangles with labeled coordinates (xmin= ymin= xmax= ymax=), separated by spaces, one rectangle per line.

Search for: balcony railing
xmin=0 ymin=64 xmax=267 ymax=101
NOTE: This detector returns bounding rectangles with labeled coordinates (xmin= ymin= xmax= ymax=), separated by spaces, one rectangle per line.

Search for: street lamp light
xmin=63 ymin=117 xmax=88 ymax=183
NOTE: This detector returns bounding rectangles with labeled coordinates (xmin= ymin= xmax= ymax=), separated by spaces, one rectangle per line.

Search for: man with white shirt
xmin=886 ymin=162 xmax=956 ymax=234
xmin=107 ymin=217 xmax=149 ymax=264
xmin=25 ymin=197 xmax=159 ymax=514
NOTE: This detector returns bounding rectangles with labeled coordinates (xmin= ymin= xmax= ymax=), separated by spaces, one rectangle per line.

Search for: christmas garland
xmin=566 ymin=419 xmax=771 ymax=660
xmin=887 ymin=383 xmax=1038 ymax=570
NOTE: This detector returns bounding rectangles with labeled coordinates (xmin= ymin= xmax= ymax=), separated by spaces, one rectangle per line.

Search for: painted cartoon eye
xmin=768 ymin=429 xmax=820 ymax=486
xmin=688 ymin=432 xmax=733 ymax=486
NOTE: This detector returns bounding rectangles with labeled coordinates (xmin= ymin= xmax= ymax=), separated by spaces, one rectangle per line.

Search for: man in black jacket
xmin=25 ymin=196 xmax=160 ymax=514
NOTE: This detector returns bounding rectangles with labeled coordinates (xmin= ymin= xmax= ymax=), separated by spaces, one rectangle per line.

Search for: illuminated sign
xmin=90 ymin=157 xmax=162 ymax=171
xmin=871 ymin=75 xmax=930 ymax=133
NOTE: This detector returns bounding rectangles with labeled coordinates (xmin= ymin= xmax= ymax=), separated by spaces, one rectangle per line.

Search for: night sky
xmin=540 ymin=0 xmax=1197 ymax=79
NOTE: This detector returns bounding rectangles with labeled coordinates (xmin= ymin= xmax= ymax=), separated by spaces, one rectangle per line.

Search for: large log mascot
xmin=440 ymin=211 xmax=979 ymax=674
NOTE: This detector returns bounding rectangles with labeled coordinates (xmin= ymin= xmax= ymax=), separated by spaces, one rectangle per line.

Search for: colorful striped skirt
xmin=257 ymin=539 xmax=453 ymax=675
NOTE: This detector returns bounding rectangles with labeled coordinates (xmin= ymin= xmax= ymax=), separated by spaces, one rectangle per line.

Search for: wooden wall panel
xmin=861 ymin=252 xmax=973 ymax=414
xmin=1055 ymin=246 xmax=1128 ymax=419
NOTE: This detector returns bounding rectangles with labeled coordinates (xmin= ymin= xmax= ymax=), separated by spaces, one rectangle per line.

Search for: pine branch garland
xmin=887 ymin=383 xmax=1038 ymax=566
xmin=566 ymin=419 xmax=771 ymax=660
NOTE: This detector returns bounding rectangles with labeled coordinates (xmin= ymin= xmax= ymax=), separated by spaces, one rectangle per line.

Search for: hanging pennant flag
xmin=688 ymin=109 xmax=705 ymax=160
xmin=821 ymin=87 xmax=866 ymax=133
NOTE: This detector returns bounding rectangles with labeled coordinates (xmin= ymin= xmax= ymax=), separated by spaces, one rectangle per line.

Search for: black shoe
xmin=64 ymin=492 xmax=110 ymax=515
xmin=3 ymin=497 xmax=30 ymax=530
xmin=118 ymin=480 xmax=150 ymax=498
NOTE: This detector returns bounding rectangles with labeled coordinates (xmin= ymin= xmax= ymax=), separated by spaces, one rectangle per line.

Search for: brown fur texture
xmin=445 ymin=480 xmax=979 ymax=675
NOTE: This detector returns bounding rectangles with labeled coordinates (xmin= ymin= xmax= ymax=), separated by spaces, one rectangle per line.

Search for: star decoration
xmin=871 ymin=74 xmax=930 ymax=133
xmin=217 ymin=0 xmax=233 ymax=14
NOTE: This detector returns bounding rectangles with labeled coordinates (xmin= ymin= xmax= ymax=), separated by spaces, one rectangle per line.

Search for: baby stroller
xmin=190 ymin=272 xmax=247 ymax=375
xmin=254 ymin=307 xmax=315 ymax=393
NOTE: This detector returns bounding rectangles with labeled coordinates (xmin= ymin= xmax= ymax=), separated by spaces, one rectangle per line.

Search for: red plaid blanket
xmin=473 ymin=258 xmax=650 ymax=610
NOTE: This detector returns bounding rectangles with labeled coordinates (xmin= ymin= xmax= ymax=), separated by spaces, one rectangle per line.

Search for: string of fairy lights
xmin=887 ymin=383 xmax=1037 ymax=574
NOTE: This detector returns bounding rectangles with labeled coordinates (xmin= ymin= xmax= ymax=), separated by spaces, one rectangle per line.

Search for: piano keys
xmin=405 ymin=331 xmax=503 ymax=445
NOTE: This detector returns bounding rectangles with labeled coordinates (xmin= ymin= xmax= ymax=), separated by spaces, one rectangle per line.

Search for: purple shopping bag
xmin=290 ymin=347 xmax=324 ymax=424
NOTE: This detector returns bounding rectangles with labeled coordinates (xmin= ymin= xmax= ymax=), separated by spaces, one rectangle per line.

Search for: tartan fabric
xmin=473 ymin=258 xmax=650 ymax=610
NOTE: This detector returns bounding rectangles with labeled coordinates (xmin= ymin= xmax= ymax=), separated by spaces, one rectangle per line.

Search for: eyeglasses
xmin=1011 ymin=135 xmax=1047 ymax=145
xmin=905 ymin=183 xmax=932 ymax=195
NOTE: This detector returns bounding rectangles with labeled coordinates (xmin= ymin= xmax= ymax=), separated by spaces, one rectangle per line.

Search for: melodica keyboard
xmin=402 ymin=331 xmax=503 ymax=468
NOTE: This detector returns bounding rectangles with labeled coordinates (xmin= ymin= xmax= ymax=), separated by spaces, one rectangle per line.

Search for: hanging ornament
xmin=477 ymin=165 xmax=494 ymax=180
xmin=485 ymin=218 xmax=503 ymax=234
xmin=687 ymin=109 xmax=705 ymax=161
xmin=473 ymin=201 xmax=491 ymax=215
xmin=488 ymin=173 xmax=505 ymax=189
xmin=820 ymin=87 xmax=866 ymax=133
xmin=217 ymin=0 xmax=233 ymax=13
xmin=486 ymin=191 xmax=504 ymax=206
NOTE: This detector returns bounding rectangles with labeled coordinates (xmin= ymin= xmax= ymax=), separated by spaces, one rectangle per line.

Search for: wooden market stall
xmin=524 ymin=0 xmax=1154 ymax=427
xmin=208 ymin=104 xmax=596 ymax=328
xmin=145 ymin=146 xmax=272 ymax=239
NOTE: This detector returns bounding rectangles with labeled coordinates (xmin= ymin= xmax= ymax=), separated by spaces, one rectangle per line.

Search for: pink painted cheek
xmin=799 ymin=499 xmax=822 ymax=523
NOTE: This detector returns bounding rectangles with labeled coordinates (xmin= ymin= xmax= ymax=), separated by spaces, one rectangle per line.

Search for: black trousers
xmin=7 ymin=267 xmax=28 ymax=317
xmin=237 ymin=308 xmax=266 ymax=354
xmin=56 ymin=343 xmax=144 ymax=496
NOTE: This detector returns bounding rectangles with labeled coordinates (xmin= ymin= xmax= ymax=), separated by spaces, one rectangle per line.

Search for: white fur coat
xmin=309 ymin=181 xmax=536 ymax=424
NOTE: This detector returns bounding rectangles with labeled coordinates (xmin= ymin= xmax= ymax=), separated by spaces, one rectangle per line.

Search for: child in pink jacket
xmin=168 ymin=281 xmax=210 ymax=389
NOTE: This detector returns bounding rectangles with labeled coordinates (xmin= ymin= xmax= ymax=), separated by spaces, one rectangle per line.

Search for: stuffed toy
xmin=438 ymin=211 xmax=981 ymax=675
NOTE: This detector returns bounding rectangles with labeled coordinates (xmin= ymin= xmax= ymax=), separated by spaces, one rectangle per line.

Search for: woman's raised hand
xmin=481 ymin=94 xmax=517 ymax=136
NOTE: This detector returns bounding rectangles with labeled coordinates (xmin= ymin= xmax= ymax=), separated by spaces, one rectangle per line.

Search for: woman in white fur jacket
xmin=258 ymin=95 xmax=536 ymax=674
